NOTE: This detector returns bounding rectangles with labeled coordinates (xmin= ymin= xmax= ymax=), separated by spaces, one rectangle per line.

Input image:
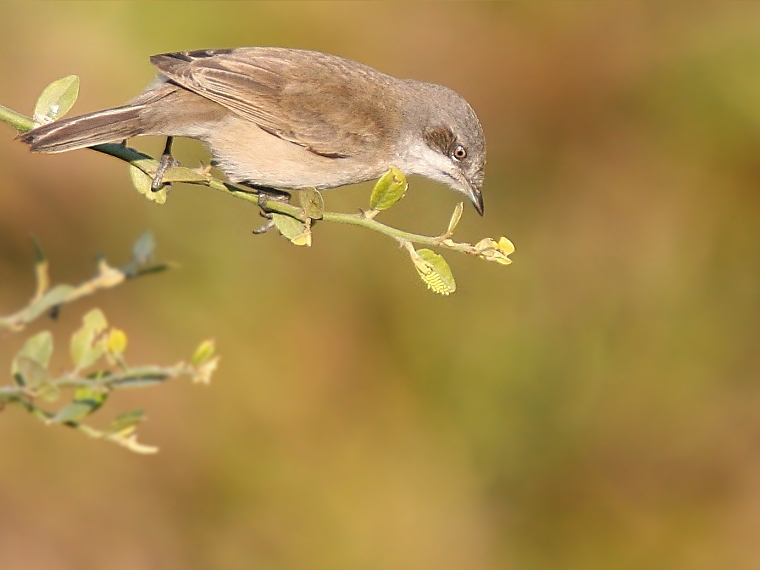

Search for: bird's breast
xmin=206 ymin=115 xmax=388 ymax=190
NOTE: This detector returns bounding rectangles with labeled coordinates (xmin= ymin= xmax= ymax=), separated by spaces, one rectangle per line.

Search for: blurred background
xmin=2 ymin=2 xmax=760 ymax=569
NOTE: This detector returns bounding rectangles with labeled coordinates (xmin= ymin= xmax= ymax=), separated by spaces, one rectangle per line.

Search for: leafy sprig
xmin=1 ymin=308 xmax=218 ymax=454
xmin=0 ymin=75 xmax=515 ymax=294
xmin=1 ymin=234 xmax=216 ymax=453
xmin=0 ymin=232 xmax=172 ymax=332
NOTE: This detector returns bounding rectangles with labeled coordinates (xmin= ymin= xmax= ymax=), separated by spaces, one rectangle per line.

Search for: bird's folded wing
xmin=150 ymin=48 xmax=392 ymax=158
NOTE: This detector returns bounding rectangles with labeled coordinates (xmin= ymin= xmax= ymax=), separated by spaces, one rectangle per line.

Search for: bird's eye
xmin=452 ymin=144 xmax=467 ymax=161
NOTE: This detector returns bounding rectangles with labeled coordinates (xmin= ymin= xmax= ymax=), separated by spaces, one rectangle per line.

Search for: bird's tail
xmin=18 ymin=105 xmax=144 ymax=153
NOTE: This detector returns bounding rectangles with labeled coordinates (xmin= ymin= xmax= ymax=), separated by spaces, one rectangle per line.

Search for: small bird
xmin=20 ymin=47 xmax=486 ymax=214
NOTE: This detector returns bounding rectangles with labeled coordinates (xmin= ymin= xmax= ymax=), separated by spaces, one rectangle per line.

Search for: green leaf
xmin=446 ymin=202 xmax=464 ymax=236
xmin=299 ymin=188 xmax=325 ymax=219
xmin=70 ymin=308 xmax=108 ymax=370
xmin=411 ymin=248 xmax=457 ymax=295
xmin=12 ymin=331 xmax=53 ymax=386
xmin=191 ymin=339 xmax=216 ymax=366
xmin=31 ymin=235 xmax=46 ymax=264
xmin=272 ymin=213 xmax=311 ymax=246
xmin=31 ymin=236 xmax=50 ymax=299
xmin=13 ymin=356 xmax=50 ymax=389
xmin=82 ymin=308 xmax=108 ymax=333
xmin=272 ymin=213 xmax=305 ymax=240
xmin=474 ymin=236 xmax=515 ymax=265
xmin=103 ymin=409 xmax=147 ymax=436
xmin=369 ymin=167 xmax=408 ymax=211
xmin=132 ymin=231 xmax=156 ymax=265
xmin=49 ymin=402 xmax=93 ymax=424
xmin=11 ymin=331 xmax=53 ymax=374
xmin=33 ymin=75 xmax=80 ymax=124
xmin=49 ymin=386 xmax=108 ymax=423
xmin=130 ymin=164 xmax=167 ymax=204
xmin=38 ymin=383 xmax=61 ymax=403
xmin=24 ymin=284 xmax=75 ymax=322
xmin=290 ymin=230 xmax=312 ymax=247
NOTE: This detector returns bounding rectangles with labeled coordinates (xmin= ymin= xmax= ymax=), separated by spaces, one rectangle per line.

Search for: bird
xmin=19 ymin=47 xmax=486 ymax=214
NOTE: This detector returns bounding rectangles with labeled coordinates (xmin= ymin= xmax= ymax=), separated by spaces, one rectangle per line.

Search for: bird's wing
xmin=150 ymin=48 xmax=395 ymax=158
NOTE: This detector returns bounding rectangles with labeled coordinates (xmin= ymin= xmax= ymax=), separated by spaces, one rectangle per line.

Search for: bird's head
xmin=400 ymin=82 xmax=486 ymax=215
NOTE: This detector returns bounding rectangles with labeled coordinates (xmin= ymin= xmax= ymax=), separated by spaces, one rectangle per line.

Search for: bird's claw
xmin=151 ymin=136 xmax=179 ymax=191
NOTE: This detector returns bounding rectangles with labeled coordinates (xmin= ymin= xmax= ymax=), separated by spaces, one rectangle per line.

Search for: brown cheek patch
xmin=423 ymin=126 xmax=455 ymax=154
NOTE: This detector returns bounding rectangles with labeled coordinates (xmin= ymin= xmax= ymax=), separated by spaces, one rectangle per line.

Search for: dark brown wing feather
xmin=150 ymin=48 xmax=399 ymax=158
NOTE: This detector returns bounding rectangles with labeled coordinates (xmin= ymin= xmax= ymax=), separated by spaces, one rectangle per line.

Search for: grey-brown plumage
xmin=20 ymin=47 xmax=486 ymax=214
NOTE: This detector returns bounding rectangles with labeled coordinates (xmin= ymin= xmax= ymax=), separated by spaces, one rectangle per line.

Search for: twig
xmin=0 ymin=103 xmax=510 ymax=259
xmin=0 ymin=232 xmax=171 ymax=332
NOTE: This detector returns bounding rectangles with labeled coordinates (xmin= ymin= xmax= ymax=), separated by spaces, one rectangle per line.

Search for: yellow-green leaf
xmin=498 ymin=236 xmax=515 ymax=256
xmin=474 ymin=237 xmax=497 ymax=252
xmin=13 ymin=356 xmax=50 ymax=389
xmin=191 ymin=339 xmax=216 ymax=366
xmin=83 ymin=308 xmax=108 ymax=332
xmin=33 ymin=75 xmax=80 ymax=124
xmin=49 ymin=401 xmax=93 ymax=424
xmin=12 ymin=330 xmax=53 ymax=373
xmin=74 ymin=385 xmax=108 ymax=407
xmin=446 ymin=202 xmax=464 ymax=236
xmin=411 ymin=249 xmax=456 ymax=295
xmin=290 ymin=229 xmax=312 ymax=247
xmin=33 ymin=256 xmax=50 ymax=300
xmin=299 ymin=188 xmax=324 ymax=219
xmin=70 ymin=309 xmax=108 ymax=370
xmin=38 ymin=383 xmax=61 ymax=403
xmin=475 ymin=236 xmax=515 ymax=265
xmin=12 ymin=330 xmax=53 ymax=386
xmin=130 ymin=164 xmax=167 ymax=204
xmin=369 ymin=166 xmax=408 ymax=211
xmin=24 ymin=284 xmax=75 ymax=322
xmin=49 ymin=386 xmax=108 ymax=423
xmin=272 ymin=213 xmax=311 ymax=246
xmin=103 ymin=409 xmax=147 ymax=436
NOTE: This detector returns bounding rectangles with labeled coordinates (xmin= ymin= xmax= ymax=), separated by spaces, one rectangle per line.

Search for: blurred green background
xmin=2 ymin=2 xmax=760 ymax=569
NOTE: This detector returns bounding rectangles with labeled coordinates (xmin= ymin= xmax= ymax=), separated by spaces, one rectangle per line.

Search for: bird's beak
xmin=466 ymin=183 xmax=484 ymax=216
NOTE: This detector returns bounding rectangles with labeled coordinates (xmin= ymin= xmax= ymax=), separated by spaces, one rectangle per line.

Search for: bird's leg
xmin=244 ymin=182 xmax=291 ymax=203
xmin=238 ymin=182 xmax=292 ymax=234
xmin=151 ymin=136 xmax=179 ymax=191
xmin=238 ymin=181 xmax=291 ymax=209
xmin=256 ymin=188 xmax=292 ymax=227
xmin=252 ymin=211 xmax=276 ymax=235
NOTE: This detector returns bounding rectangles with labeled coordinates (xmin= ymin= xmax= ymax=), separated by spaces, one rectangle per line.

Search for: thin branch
xmin=0 ymin=233 xmax=172 ymax=333
xmin=1 ymin=305 xmax=219 ymax=455
xmin=3 ymin=397 xmax=160 ymax=453
xmin=0 ymin=103 xmax=33 ymax=132
xmin=1 ymin=103 xmax=513 ymax=262
xmin=0 ymin=364 xmax=179 ymax=399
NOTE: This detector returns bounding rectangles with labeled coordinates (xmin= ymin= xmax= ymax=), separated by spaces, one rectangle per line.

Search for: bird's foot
xmin=236 ymin=182 xmax=292 ymax=234
xmin=151 ymin=137 xmax=179 ymax=191
xmin=252 ymin=215 xmax=276 ymax=235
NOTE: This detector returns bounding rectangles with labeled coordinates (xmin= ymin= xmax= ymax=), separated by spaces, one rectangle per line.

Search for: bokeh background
xmin=2 ymin=2 xmax=760 ymax=569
